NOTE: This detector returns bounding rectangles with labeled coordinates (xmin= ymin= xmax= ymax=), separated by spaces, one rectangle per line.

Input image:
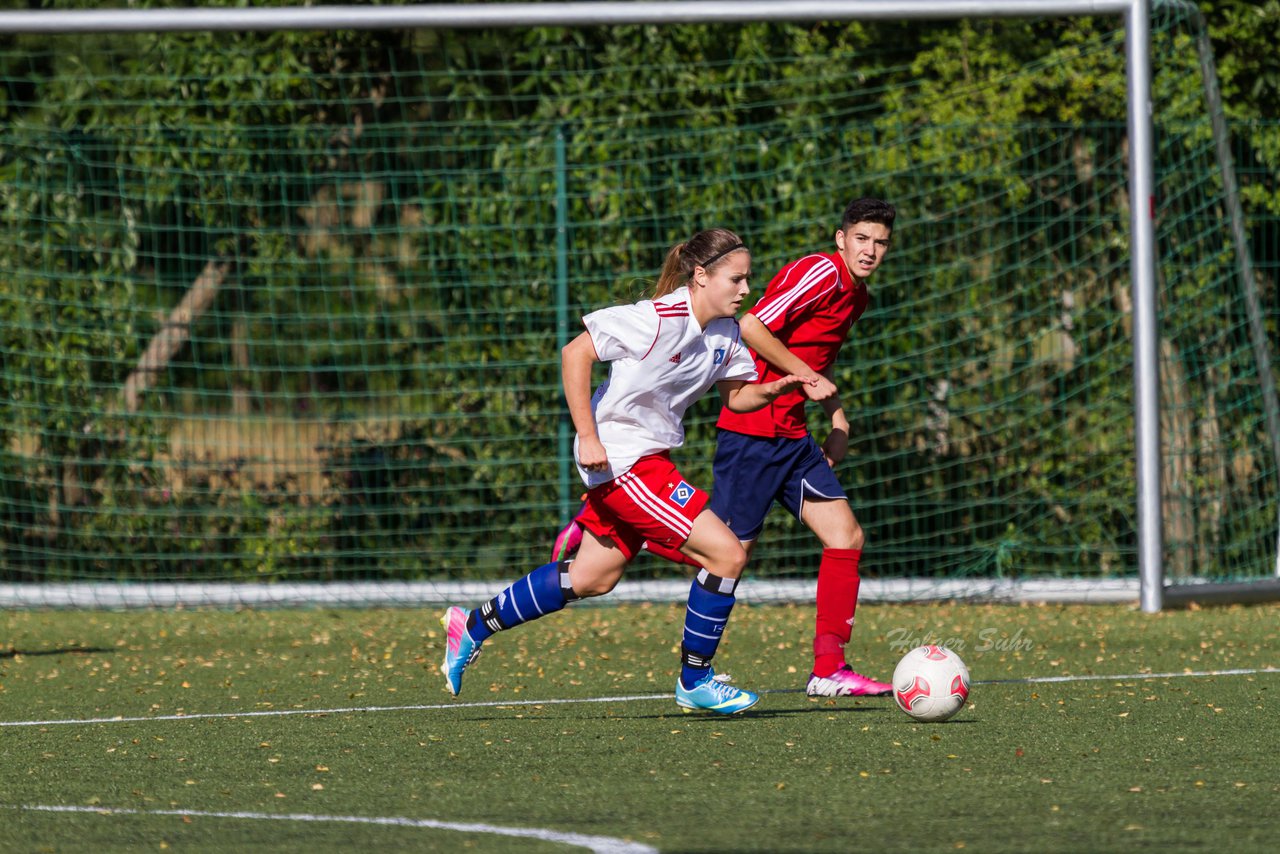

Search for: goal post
xmin=0 ymin=1 xmax=1276 ymax=611
xmin=1157 ymin=13 xmax=1280 ymax=608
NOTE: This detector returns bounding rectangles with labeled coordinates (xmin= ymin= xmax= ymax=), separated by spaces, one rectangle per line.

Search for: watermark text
xmin=886 ymin=627 xmax=1034 ymax=656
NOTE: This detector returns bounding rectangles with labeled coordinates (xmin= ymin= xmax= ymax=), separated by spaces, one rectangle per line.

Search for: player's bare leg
xmin=564 ymin=530 xmax=629 ymax=596
xmin=801 ymin=496 xmax=863 ymax=552
xmin=801 ymin=497 xmax=889 ymax=697
xmin=679 ymin=509 xmax=748 ymax=580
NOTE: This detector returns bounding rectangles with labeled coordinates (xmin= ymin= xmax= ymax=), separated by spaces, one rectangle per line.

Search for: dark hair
xmin=840 ymin=198 xmax=896 ymax=233
xmin=652 ymin=228 xmax=749 ymax=299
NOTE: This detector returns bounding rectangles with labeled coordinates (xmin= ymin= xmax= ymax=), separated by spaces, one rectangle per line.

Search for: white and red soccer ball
xmin=892 ymin=644 xmax=971 ymax=722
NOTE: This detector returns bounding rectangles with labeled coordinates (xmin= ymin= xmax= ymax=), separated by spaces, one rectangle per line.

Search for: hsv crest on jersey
xmin=668 ymin=480 xmax=695 ymax=507
xmin=713 ymin=348 xmax=725 ymax=365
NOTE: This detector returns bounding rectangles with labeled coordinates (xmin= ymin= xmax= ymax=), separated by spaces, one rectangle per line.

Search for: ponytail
xmin=651 ymin=228 xmax=748 ymax=299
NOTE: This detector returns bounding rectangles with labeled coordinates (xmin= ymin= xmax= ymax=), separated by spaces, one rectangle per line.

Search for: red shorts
xmin=577 ymin=452 xmax=706 ymax=565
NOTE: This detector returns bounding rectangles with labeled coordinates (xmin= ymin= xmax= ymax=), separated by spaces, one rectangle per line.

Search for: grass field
xmin=2 ymin=600 xmax=1278 ymax=852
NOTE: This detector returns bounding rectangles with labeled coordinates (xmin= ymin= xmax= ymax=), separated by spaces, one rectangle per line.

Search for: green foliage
xmin=1201 ymin=0 xmax=1280 ymax=121
xmin=0 ymin=5 xmax=1276 ymax=583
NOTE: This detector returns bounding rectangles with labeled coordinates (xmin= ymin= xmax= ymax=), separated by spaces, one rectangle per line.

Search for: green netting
xmin=0 ymin=4 xmax=1277 ymax=602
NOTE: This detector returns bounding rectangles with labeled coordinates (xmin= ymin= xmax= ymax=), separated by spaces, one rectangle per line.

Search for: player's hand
xmin=765 ymin=374 xmax=817 ymax=399
xmin=822 ymin=427 xmax=849 ymax=467
xmin=577 ymin=435 xmax=610 ymax=472
xmin=802 ymin=374 xmax=838 ymax=402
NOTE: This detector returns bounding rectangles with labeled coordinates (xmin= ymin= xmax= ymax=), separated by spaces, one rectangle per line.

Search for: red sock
xmin=813 ymin=547 xmax=861 ymax=677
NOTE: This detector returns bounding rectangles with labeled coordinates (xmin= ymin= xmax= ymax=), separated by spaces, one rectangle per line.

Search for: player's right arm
xmin=718 ymin=374 xmax=816 ymax=412
xmin=816 ymin=367 xmax=850 ymax=466
xmin=740 ymin=313 xmax=836 ymax=402
xmin=561 ymin=331 xmax=608 ymax=472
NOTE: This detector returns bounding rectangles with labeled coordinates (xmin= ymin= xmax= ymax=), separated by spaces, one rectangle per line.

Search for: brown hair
xmin=840 ymin=197 xmax=896 ymax=233
xmin=651 ymin=228 xmax=748 ymax=299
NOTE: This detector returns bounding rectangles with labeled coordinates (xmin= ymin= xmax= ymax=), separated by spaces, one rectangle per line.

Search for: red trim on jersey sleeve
xmin=749 ymin=254 xmax=841 ymax=331
xmin=638 ymin=308 xmax=662 ymax=361
xmin=641 ymin=296 xmax=688 ymax=360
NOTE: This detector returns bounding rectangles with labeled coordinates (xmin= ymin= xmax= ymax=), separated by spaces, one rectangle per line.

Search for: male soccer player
xmin=709 ymin=197 xmax=896 ymax=698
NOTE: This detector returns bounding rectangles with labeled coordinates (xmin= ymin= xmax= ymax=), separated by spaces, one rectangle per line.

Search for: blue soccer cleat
xmin=675 ymin=669 xmax=759 ymax=715
xmin=440 ymin=605 xmax=483 ymax=696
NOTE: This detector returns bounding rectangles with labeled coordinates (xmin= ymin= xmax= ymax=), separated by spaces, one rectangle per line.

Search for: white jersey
xmin=576 ymin=286 xmax=757 ymax=488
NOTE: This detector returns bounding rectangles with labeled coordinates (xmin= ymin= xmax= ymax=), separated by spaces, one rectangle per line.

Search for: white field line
xmin=977 ymin=666 xmax=1280 ymax=685
xmin=0 ymin=804 xmax=658 ymax=854
xmin=2 ymin=666 xmax=1276 ymax=729
xmin=0 ymin=692 xmax=673 ymax=728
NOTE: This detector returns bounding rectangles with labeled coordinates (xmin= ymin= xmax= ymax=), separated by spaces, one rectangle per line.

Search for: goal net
xmin=1 ymin=1 xmax=1276 ymax=607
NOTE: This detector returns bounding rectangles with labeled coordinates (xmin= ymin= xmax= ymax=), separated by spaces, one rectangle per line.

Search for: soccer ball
xmin=892 ymin=644 xmax=971 ymax=722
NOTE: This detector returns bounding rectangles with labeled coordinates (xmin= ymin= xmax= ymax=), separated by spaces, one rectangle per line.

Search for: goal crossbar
xmin=0 ymin=2 xmax=1135 ymax=33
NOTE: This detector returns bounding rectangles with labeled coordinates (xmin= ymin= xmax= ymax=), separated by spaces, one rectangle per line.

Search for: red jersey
xmin=716 ymin=251 xmax=868 ymax=438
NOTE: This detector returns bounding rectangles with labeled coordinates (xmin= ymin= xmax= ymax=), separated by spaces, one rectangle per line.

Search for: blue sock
xmin=680 ymin=569 xmax=738 ymax=689
xmin=466 ymin=561 xmax=579 ymax=642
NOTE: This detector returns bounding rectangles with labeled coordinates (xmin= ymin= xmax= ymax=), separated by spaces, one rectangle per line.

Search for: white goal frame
xmin=2 ymin=0 xmax=1277 ymax=612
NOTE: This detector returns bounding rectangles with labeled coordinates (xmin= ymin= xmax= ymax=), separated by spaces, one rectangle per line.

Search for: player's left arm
xmin=817 ymin=367 xmax=850 ymax=467
xmin=740 ymin=314 xmax=836 ymax=402
xmin=718 ymin=374 xmax=816 ymax=413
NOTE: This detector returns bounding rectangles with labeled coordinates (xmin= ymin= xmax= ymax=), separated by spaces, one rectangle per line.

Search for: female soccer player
xmin=548 ymin=200 xmax=898 ymax=699
xmin=441 ymin=228 xmax=811 ymax=714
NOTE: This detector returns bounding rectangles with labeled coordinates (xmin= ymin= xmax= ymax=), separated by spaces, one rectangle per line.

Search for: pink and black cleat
xmin=805 ymin=665 xmax=892 ymax=697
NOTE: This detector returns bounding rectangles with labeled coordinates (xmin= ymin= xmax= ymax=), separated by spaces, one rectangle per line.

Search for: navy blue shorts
xmin=708 ymin=430 xmax=847 ymax=541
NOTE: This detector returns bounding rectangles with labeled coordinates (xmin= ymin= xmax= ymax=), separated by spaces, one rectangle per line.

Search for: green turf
xmin=2 ymin=601 xmax=1278 ymax=852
